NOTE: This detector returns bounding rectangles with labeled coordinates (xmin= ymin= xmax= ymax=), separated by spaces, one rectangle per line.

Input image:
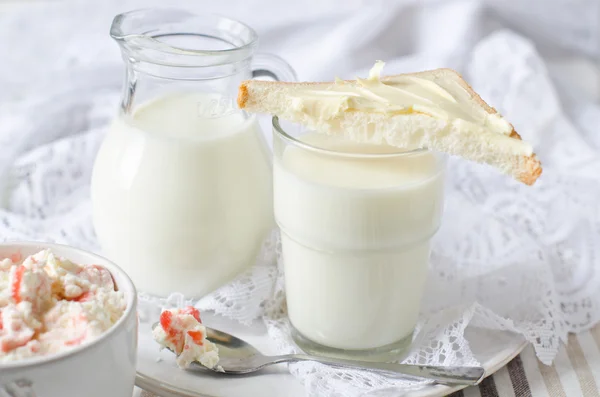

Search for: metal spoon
xmin=152 ymin=323 xmax=485 ymax=386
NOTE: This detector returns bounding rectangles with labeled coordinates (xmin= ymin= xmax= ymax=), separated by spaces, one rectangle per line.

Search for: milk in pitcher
xmin=92 ymin=93 xmax=273 ymax=297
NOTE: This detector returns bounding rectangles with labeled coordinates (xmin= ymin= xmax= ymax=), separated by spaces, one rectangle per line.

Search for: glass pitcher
xmin=91 ymin=8 xmax=295 ymax=298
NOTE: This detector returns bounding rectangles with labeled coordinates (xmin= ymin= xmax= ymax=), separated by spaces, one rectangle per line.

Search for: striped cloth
xmin=451 ymin=325 xmax=600 ymax=397
xmin=137 ymin=325 xmax=600 ymax=397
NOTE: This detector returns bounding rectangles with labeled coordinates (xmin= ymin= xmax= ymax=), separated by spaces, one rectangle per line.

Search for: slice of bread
xmin=238 ymin=68 xmax=542 ymax=185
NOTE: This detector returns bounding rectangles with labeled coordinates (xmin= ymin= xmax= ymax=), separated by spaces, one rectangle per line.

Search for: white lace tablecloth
xmin=1 ymin=0 xmax=600 ymax=396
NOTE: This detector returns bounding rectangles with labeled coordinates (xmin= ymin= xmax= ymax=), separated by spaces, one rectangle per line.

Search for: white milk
xmin=91 ymin=93 xmax=273 ymax=297
xmin=274 ymin=133 xmax=444 ymax=350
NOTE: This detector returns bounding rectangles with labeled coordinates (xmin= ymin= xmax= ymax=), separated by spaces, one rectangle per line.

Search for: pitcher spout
xmin=109 ymin=8 xmax=258 ymax=68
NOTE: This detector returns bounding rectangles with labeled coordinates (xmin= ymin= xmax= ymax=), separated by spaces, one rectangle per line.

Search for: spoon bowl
xmin=201 ymin=327 xmax=265 ymax=372
xmin=152 ymin=322 xmax=485 ymax=386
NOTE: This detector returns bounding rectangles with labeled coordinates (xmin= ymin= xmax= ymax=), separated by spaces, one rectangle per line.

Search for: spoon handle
xmin=269 ymin=354 xmax=485 ymax=386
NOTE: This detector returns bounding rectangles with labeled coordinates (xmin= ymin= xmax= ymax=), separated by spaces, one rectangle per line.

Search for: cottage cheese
xmin=0 ymin=250 xmax=126 ymax=362
xmin=152 ymin=306 xmax=220 ymax=369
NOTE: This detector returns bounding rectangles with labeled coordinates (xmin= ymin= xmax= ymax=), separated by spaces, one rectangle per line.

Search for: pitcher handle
xmin=252 ymin=54 xmax=297 ymax=82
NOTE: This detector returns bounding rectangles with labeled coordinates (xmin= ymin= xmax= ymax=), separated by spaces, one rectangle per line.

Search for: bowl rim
xmin=0 ymin=241 xmax=137 ymax=370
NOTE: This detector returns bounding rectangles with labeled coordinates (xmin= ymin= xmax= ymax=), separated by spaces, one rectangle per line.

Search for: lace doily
xmin=1 ymin=1 xmax=599 ymax=396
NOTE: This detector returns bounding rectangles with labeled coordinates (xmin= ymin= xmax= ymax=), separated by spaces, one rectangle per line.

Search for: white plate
xmin=134 ymin=311 xmax=527 ymax=397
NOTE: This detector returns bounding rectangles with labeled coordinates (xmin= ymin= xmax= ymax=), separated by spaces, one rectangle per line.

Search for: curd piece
xmin=152 ymin=306 xmax=219 ymax=369
xmin=0 ymin=250 xmax=126 ymax=362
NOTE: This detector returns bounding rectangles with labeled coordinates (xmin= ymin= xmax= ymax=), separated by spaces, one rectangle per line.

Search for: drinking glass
xmin=273 ymin=117 xmax=446 ymax=360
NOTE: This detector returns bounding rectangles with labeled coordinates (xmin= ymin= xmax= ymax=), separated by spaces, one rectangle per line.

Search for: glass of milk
xmin=91 ymin=9 xmax=295 ymax=298
xmin=273 ymin=117 xmax=446 ymax=360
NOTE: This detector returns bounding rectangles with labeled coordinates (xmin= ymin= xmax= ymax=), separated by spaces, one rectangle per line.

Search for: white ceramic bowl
xmin=0 ymin=242 xmax=137 ymax=397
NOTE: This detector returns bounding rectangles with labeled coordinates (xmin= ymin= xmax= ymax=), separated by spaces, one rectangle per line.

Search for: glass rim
xmin=110 ymin=8 xmax=259 ymax=65
xmin=272 ymin=116 xmax=430 ymax=159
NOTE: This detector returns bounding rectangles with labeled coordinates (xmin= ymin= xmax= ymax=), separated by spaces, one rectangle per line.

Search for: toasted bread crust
xmin=238 ymin=69 xmax=542 ymax=185
xmin=237 ymin=83 xmax=249 ymax=110
xmin=520 ymin=154 xmax=543 ymax=186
